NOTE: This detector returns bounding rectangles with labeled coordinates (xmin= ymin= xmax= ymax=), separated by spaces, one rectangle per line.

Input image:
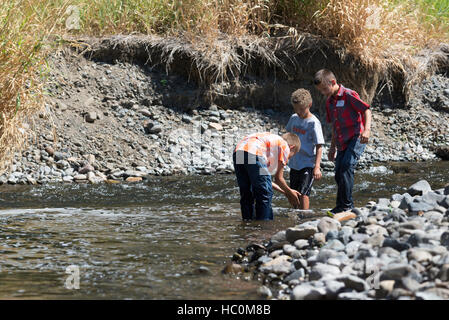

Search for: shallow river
xmin=0 ymin=161 xmax=448 ymax=299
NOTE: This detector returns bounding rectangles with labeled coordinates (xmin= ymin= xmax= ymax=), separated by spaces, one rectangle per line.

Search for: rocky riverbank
xmin=0 ymin=45 xmax=448 ymax=185
xmin=226 ymin=180 xmax=449 ymax=300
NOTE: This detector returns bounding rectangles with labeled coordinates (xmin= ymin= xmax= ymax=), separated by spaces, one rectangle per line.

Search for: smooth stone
xmin=259 ymin=255 xmax=291 ymax=274
xmin=322 ymin=239 xmax=346 ymax=252
xmin=324 ymin=280 xmax=345 ymax=298
xmin=325 ymin=230 xmax=339 ymax=241
xmin=286 ymin=226 xmax=318 ymax=243
xmin=408 ymin=180 xmax=432 ymax=196
xmin=257 ymin=286 xmax=272 ymax=299
xmin=316 ymin=249 xmax=338 ymax=263
xmin=337 ymin=292 xmax=370 ymax=300
xmin=415 ymin=291 xmax=445 ymax=300
xmin=382 ymin=238 xmax=411 ymax=251
xmin=380 ymin=263 xmax=420 ymax=282
xmin=376 ymin=280 xmax=395 ymax=298
xmin=309 ymin=263 xmax=341 ymax=281
xmin=271 ymin=230 xmax=287 ymax=243
xmin=423 ymin=211 xmax=444 ymax=223
xmin=294 ymin=239 xmax=309 ymax=250
xmin=441 ymin=232 xmax=449 ymax=248
xmin=407 ymin=248 xmax=433 ymax=262
xmin=313 ymin=232 xmax=326 ymax=245
xmin=317 ymin=217 xmax=341 ymax=236
xmin=283 ymin=244 xmax=297 ymax=256
xmin=437 ymin=264 xmax=449 ymax=281
xmin=291 ymin=284 xmax=326 ymax=300
xmin=284 ymin=269 xmax=306 ymax=282
xmin=399 ymin=193 xmax=413 ymax=210
xmin=336 ymin=275 xmax=370 ymax=292
xmin=345 ymin=241 xmax=363 ymax=257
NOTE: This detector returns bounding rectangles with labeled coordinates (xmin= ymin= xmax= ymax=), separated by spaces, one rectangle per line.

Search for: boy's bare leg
xmin=300 ymin=195 xmax=310 ymax=210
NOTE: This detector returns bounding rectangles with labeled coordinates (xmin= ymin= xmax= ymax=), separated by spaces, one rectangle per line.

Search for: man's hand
xmin=360 ymin=128 xmax=370 ymax=144
xmin=313 ymin=167 xmax=322 ymax=180
xmin=328 ymin=147 xmax=336 ymax=162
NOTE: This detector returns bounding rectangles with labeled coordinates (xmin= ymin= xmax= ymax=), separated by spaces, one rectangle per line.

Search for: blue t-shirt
xmin=286 ymin=113 xmax=325 ymax=171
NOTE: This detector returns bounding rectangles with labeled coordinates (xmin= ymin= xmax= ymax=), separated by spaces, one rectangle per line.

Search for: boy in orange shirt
xmin=233 ymin=132 xmax=301 ymax=220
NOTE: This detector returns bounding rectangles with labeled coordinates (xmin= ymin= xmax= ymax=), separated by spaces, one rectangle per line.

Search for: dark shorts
xmin=290 ymin=167 xmax=314 ymax=197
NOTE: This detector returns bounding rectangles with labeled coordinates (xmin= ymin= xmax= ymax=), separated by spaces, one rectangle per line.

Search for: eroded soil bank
xmin=1 ymin=35 xmax=448 ymax=185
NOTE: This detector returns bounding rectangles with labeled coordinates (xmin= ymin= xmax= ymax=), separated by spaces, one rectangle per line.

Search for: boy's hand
xmin=313 ymin=167 xmax=322 ymax=180
xmin=287 ymin=190 xmax=301 ymax=209
xmin=360 ymin=128 xmax=370 ymax=144
xmin=328 ymin=147 xmax=336 ymax=162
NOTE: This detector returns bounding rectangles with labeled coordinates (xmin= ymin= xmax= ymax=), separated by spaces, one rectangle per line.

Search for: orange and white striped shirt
xmin=235 ymin=132 xmax=290 ymax=174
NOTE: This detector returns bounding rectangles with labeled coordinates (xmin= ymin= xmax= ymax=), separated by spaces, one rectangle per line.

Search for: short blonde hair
xmin=282 ymin=132 xmax=301 ymax=153
xmin=291 ymin=88 xmax=312 ymax=110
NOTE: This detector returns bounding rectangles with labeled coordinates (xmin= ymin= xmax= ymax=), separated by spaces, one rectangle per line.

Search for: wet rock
xmin=194 ymin=266 xmax=211 ymax=275
xmin=222 ymin=262 xmax=244 ymax=274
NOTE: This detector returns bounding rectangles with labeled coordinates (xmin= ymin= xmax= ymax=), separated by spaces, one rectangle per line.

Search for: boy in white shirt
xmin=286 ymin=88 xmax=325 ymax=210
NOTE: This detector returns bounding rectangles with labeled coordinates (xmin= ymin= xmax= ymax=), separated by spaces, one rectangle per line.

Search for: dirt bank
xmin=1 ymin=35 xmax=448 ymax=185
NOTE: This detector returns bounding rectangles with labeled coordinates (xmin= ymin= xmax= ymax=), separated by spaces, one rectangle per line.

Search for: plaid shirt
xmin=326 ymin=85 xmax=370 ymax=151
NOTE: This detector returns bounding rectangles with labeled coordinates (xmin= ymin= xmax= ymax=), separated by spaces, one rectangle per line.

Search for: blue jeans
xmin=334 ymin=136 xmax=366 ymax=210
xmin=233 ymin=151 xmax=273 ymax=220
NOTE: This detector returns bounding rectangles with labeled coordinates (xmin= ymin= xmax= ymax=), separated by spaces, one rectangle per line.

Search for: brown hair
xmin=313 ymin=69 xmax=337 ymax=85
xmin=291 ymin=88 xmax=312 ymax=109
xmin=282 ymin=132 xmax=301 ymax=153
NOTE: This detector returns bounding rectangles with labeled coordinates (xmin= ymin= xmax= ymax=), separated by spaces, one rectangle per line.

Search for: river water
xmin=0 ymin=161 xmax=448 ymax=299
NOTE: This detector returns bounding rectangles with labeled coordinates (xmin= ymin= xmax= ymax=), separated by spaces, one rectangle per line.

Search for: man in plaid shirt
xmin=314 ymin=69 xmax=372 ymax=214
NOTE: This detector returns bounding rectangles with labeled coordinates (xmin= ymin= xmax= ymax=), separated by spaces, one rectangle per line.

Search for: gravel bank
xmin=0 ymin=48 xmax=448 ymax=185
xmin=227 ymin=180 xmax=449 ymax=300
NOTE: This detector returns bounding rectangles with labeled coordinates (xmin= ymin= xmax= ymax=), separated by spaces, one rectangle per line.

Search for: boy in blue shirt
xmin=286 ymin=88 xmax=325 ymax=210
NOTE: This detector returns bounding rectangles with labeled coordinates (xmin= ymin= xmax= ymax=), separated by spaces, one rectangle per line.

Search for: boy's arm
xmin=328 ymin=130 xmax=336 ymax=162
xmin=313 ymin=144 xmax=323 ymax=180
xmin=360 ymin=108 xmax=372 ymax=144
xmin=273 ymin=161 xmax=301 ymax=208
xmin=272 ymin=181 xmax=285 ymax=194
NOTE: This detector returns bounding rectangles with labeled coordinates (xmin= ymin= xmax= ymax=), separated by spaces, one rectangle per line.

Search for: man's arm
xmin=360 ymin=108 xmax=372 ymax=144
xmin=273 ymin=161 xmax=300 ymax=208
